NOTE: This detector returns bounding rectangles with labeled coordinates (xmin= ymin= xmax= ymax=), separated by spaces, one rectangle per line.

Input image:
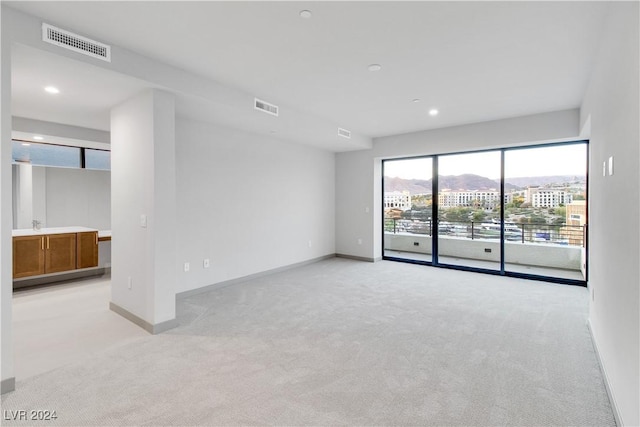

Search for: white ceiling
xmin=12 ymin=44 xmax=153 ymax=131
xmin=7 ymin=1 xmax=609 ymax=151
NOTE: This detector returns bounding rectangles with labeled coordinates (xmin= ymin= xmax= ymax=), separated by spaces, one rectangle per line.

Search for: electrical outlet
xmin=357 ymin=238 xmax=363 ymax=245
xmin=127 ymin=276 xmax=132 ymax=290
xmin=414 ymin=242 xmax=419 ymax=246
xmin=308 ymin=240 xmax=312 ymax=248
xmin=140 ymin=214 xmax=147 ymax=228
xmin=203 ymin=259 xmax=210 ymax=268
xmin=184 ymin=262 xmax=190 ymax=272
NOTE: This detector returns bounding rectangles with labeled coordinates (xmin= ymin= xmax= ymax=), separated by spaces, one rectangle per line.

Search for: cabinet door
xmin=45 ymin=233 xmax=77 ymax=274
xmin=77 ymin=231 xmax=99 ymax=269
xmin=13 ymin=236 xmax=45 ymax=278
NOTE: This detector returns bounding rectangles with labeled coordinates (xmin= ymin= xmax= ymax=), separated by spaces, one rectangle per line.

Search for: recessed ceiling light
xmin=44 ymin=86 xmax=60 ymax=94
xmin=412 ymin=99 xmax=421 ymax=103
xmin=21 ymin=143 xmax=31 ymax=147
xmin=429 ymin=109 xmax=439 ymax=116
xmin=299 ymin=10 xmax=312 ymax=18
xmin=33 ymin=135 xmax=44 ymax=140
xmin=368 ymin=64 xmax=382 ymax=72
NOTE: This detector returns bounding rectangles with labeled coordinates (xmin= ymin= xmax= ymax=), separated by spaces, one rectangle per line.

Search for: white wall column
xmin=14 ymin=164 xmax=33 ymax=229
xmin=110 ymin=89 xmax=177 ymax=333
xmin=1 ymin=6 xmax=15 ymax=394
xmin=31 ymin=166 xmax=46 ymax=227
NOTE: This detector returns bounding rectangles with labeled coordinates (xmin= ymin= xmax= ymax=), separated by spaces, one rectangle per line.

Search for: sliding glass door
xmin=383 ymin=157 xmax=433 ymax=263
xmin=437 ymin=151 xmax=501 ymax=271
xmin=504 ymin=144 xmax=587 ymax=280
xmin=382 ymin=141 xmax=588 ymax=285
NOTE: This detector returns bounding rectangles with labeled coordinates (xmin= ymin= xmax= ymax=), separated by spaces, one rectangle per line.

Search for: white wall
xmin=11 ymin=165 xmax=110 ymax=230
xmin=175 ymin=118 xmax=335 ymax=293
xmin=335 ymin=109 xmax=581 ymax=260
xmin=1 ymin=4 xmax=15 ymax=392
xmin=44 ymin=167 xmax=110 ymax=230
xmin=580 ymin=3 xmax=639 ymax=425
xmin=111 ymin=89 xmax=176 ymax=327
xmin=12 ymin=164 xmax=32 ymax=229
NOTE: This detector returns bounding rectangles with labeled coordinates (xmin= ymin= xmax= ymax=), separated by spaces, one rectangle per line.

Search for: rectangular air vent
xmin=254 ymin=98 xmax=279 ymax=116
xmin=42 ymin=23 xmax=111 ymax=62
xmin=338 ymin=128 xmax=351 ymax=139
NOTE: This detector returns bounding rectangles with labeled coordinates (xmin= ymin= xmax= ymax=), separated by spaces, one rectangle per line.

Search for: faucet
xmin=32 ymin=220 xmax=41 ymax=231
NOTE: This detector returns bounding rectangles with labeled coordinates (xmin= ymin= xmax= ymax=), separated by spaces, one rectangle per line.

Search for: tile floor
xmin=11 ymin=275 xmax=148 ymax=380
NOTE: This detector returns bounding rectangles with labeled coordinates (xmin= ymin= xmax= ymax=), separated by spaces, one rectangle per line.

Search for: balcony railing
xmin=384 ymin=218 xmax=586 ymax=247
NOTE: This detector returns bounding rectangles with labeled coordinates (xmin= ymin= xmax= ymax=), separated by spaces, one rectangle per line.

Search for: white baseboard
xmin=177 ymin=254 xmax=336 ymax=299
xmin=587 ymin=318 xmax=623 ymax=426
xmin=1 ymin=377 xmax=15 ymax=394
xmin=335 ymin=253 xmax=377 ymax=262
xmin=109 ymin=302 xmax=177 ymax=334
xmin=13 ymin=267 xmax=107 ymax=289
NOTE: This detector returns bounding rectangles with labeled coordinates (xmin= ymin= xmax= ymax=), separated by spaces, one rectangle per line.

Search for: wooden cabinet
xmin=13 ymin=235 xmax=46 ymax=278
xmin=77 ymin=231 xmax=99 ymax=269
xmin=44 ymin=233 xmax=77 ymax=274
xmin=12 ymin=229 xmax=100 ymax=279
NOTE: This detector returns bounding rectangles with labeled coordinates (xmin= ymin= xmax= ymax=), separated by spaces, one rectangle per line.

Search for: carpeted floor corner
xmin=1 ymin=258 xmax=615 ymax=426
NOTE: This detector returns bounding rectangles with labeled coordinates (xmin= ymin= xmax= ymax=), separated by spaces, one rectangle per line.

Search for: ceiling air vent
xmin=42 ymin=23 xmax=111 ymax=62
xmin=338 ymin=128 xmax=352 ymax=139
xmin=254 ymin=98 xmax=279 ymax=117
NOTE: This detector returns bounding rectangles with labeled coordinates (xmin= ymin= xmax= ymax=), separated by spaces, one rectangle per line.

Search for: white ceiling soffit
xmin=11 ymin=130 xmax=110 ymax=150
xmin=174 ymin=94 xmax=371 ymax=153
xmin=13 ymin=115 xmax=109 ymax=140
xmin=11 ymin=42 xmax=371 ymax=152
xmin=6 ymin=1 xmax=609 ymax=145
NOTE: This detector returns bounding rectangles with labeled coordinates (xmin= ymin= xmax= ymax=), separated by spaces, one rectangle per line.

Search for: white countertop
xmin=12 ymin=226 xmax=98 ymax=237
xmin=98 ymin=230 xmax=111 ymax=238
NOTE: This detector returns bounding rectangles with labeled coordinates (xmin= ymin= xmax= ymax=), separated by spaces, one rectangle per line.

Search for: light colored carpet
xmin=1 ymin=258 xmax=614 ymax=426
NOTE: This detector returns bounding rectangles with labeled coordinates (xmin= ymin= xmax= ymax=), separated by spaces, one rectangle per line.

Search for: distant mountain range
xmin=384 ymin=174 xmax=585 ymax=194
xmin=505 ymin=175 xmax=586 ymax=188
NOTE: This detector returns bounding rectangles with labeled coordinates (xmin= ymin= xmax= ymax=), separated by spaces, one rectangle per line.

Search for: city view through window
xmin=383 ymin=142 xmax=587 ymax=282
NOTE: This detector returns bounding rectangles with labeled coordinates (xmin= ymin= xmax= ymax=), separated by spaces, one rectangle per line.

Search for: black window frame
xmin=12 ymin=139 xmax=110 ymax=171
xmin=382 ymin=140 xmax=589 ymax=287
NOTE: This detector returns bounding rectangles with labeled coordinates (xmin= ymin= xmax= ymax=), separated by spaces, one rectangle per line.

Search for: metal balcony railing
xmin=384 ymin=218 xmax=586 ymax=247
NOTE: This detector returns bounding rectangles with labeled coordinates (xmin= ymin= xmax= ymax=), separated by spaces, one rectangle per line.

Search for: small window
xmin=12 ymin=141 xmax=80 ymax=168
xmin=85 ymin=148 xmax=111 ymax=170
xmin=12 ymin=141 xmax=111 ymax=171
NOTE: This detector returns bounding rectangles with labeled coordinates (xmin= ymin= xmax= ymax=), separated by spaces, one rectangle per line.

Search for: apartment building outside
xmin=565 ymin=200 xmax=587 ymax=246
xmin=438 ymin=190 xmax=508 ymax=210
xmin=526 ymin=187 xmax=573 ymax=208
xmin=384 ymin=191 xmax=411 ymax=211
